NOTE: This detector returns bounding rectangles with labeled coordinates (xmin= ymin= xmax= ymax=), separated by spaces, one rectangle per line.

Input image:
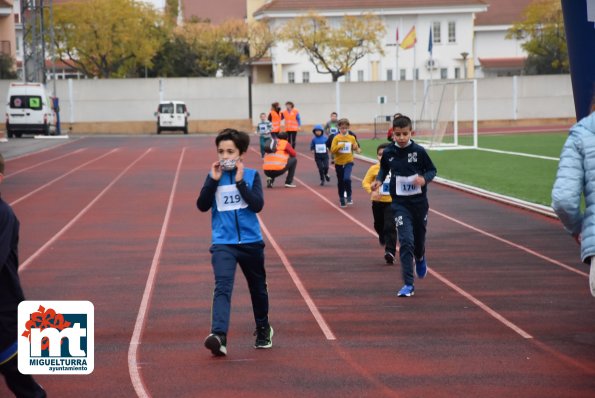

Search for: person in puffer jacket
xmin=551 ymin=98 xmax=595 ymax=297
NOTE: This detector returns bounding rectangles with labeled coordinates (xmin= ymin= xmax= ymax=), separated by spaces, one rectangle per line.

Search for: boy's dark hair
xmin=377 ymin=142 xmax=390 ymax=153
xmin=285 ymin=101 xmax=294 ymax=107
xmin=0 ymin=153 xmax=4 ymax=174
xmin=277 ymin=132 xmax=288 ymax=140
xmin=393 ymin=115 xmax=412 ymax=129
xmin=215 ymin=129 xmax=250 ymax=154
xmin=331 ymin=112 xmax=337 ymax=116
xmin=337 ymin=118 xmax=350 ymax=126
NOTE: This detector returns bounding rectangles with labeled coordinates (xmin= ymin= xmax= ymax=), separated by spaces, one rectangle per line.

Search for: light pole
xmin=460 ymin=51 xmax=469 ymax=79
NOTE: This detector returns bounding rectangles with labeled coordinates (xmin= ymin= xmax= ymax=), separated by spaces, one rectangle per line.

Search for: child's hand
xmin=371 ymin=191 xmax=381 ymax=201
xmin=211 ymin=161 xmax=222 ymax=181
xmin=415 ymin=175 xmax=426 ymax=186
xmin=235 ymin=158 xmax=244 ymax=182
xmin=356 ymin=147 xmax=362 ymax=154
xmin=371 ymin=181 xmax=381 ymax=191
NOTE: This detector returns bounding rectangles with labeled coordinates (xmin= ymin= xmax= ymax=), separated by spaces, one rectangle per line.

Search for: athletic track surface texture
xmin=1 ymin=136 xmax=594 ymax=398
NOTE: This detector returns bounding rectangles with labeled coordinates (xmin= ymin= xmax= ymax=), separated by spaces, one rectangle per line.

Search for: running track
xmin=1 ymin=136 xmax=594 ymax=398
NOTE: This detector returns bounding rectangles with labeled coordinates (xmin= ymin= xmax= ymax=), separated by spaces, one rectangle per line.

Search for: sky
xmin=140 ymin=0 xmax=165 ymax=10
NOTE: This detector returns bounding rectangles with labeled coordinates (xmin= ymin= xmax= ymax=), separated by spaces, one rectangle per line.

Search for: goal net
xmin=415 ymin=79 xmax=478 ymax=149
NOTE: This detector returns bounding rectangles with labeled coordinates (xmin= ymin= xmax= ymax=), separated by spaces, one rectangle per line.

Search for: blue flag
xmin=428 ymin=27 xmax=433 ymax=55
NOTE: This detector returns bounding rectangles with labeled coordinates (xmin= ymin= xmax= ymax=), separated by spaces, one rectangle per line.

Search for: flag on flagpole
xmin=400 ymin=26 xmax=416 ymax=50
xmin=428 ymin=26 xmax=433 ymax=55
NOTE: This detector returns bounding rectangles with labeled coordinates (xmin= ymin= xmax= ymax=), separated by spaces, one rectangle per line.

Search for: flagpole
xmin=429 ymin=26 xmax=433 ymax=129
xmin=395 ymin=34 xmax=399 ymax=112
xmin=413 ymin=39 xmax=417 ymax=130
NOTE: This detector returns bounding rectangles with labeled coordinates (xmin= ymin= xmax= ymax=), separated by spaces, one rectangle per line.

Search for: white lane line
xmin=475 ymin=147 xmax=559 ymax=161
xmin=293 ymin=175 xmax=533 ymax=340
xmin=5 ymin=148 xmax=87 ymax=179
xmin=128 ymin=148 xmax=186 ymax=398
xmin=19 ymin=148 xmax=152 ymax=273
xmin=10 ymin=149 xmax=119 ymax=206
xmin=430 ymin=208 xmax=588 ymax=278
xmin=4 ymin=138 xmax=81 ymax=162
xmin=258 ymin=214 xmax=337 ymax=341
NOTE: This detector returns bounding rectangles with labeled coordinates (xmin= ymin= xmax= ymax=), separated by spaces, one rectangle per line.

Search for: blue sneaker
xmin=415 ymin=257 xmax=428 ymax=279
xmin=397 ymin=285 xmax=415 ymax=297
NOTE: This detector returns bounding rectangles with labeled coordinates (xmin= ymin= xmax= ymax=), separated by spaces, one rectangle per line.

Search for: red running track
xmin=1 ymin=136 xmax=594 ymax=398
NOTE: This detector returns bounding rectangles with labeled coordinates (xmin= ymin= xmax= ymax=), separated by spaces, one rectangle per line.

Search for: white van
xmin=5 ymin=82 xmax=57 ymax=138
xmin=155 ymin=101 xmax=189 ymax=134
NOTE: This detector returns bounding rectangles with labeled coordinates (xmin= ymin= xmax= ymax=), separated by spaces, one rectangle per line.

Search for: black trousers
xmin=314 ymin=154 xmax=329 ymax=180
xmin=372 ymin=201 xmax=397 ymax=256
xmin=264 ymin=157 xmax=297 ymax=184
xmin=392 ymin=199 xmax=429 ymax=286
xmin=287 ymin=131 xmax=297 ymax=149
xmin=0 ymin=356 xmax=46 ymax=398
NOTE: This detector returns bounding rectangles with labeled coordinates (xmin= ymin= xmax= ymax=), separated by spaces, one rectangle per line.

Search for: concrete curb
xmin=354 ymin=153 xmax=558 ymax=219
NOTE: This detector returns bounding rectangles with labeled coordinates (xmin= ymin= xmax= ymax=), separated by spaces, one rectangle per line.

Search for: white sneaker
xmin=284 ymin=183 xmax=296 ymax=188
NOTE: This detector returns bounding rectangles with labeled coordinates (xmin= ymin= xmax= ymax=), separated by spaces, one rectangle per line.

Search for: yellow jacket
xmin=330 ymin=134 xmax=359 ymax=165
xmin=362 ymin=163 xmax=392 ymax=203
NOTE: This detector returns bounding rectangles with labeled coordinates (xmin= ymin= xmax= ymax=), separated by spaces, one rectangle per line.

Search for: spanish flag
xmin=400 ymin=26 xmax=416 ymax=50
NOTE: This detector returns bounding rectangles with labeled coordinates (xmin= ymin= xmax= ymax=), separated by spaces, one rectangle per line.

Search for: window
xmin=10 ymin=96 xmax=42 ymax=111
xmin=357 ymin=70 xmax=364 ymax=81
xmin=386 ymin=69 xmax=393 ymax=81
xmin=433 ymin=22 xmax=441 ymax=44
xmin=400 ymin=69 xmax=406 ymax=80
xmin=288 ymin=71 xmax=295 ymax=83
xmin=454 ymin=67 xmax=460 ymax=79
xmin=302 ymin=71 xmax=310 ymax=83
xmin=440 ymin=68 xmax=448 ymax=79
xmin=448 ymin=21 xmax=456 ymax=43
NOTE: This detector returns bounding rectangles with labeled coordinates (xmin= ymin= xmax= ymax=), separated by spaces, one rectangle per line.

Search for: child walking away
xmin=263 ymin=132 xmax=298 ymax=188
xmin=197 ymin=129 xmax=273 ymax=356
xmin=0 ymin=154 xmax=47 ymax=397
xmin=362 ymin=143 xmax=398 ymax=264
xmin=324 ymin=112 xmax=339 ymax=136
xmin=256 ymin=112 xmax=272 ymax=158
xmin=310 ymin=124 xmax=330 ymax=186
xmin=372 ymin=115 xmax=437 ymax=297
xmin=330 ymin=118 xmax=361 ymax=207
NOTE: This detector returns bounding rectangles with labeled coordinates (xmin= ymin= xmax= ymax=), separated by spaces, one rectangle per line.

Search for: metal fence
xmin=373 ymin=115 xmax=392 ymax=139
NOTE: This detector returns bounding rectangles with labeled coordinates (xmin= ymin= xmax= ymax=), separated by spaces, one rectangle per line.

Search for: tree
xmin=280 ymin=12 xmax=386 ymax=82
xmin=507 ymin=0 xmax=568 ymax=74
xmin=151 ymin=19 xmax=274 ymax=77
xmin=0 ymin=54 xmax=17 ymax=80
xmin=51 ymin=0 xmax=164 ymax=78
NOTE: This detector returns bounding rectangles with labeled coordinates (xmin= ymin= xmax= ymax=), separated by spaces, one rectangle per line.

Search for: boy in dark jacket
xmin=310 ymin=124 xmax=330 ymax=186
xmin=372 ymin=115 xmax=437 ymax=297
xmin=197 ymin=129 xmax=273 ymax=356
xmin=0 ymin=154 xmax=47 ymax=397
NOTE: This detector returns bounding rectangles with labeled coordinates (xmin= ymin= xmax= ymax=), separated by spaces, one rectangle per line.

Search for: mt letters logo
xmin=18 ymin=301 xmax=94 ymax=375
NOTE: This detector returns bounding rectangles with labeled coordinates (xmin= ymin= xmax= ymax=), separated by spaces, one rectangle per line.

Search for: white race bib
xmin=395 ymin=175 xmax=422 ymax=196
xmin=330 ymin=127 xmax=338 ymax=135
xmin=315 ymin=144 xmax=327 ymax=154
xmin=338 ymin=141 xmax=352 ymax=154
xmin=215 ymin=185 xmax=248 ymax=212
xmin=380 ymin=173 xmax=391 ymax=196
xmin=259 ymin=125 xmax=267 ymax=134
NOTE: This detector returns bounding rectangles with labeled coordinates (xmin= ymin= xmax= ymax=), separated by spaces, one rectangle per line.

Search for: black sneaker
xmin=204 ymin=333 xmax=227 ymax=356
xmin=384 ymin=251 xmax=395 ymax=264
xmin=325 ymin=174 xmax=330 ymax=182
xmin=266 ymin=177 xmax=273 ymax=188
xmin=320 ymin=180 xmax=324 ymax=186
xmin=254 ymin=325 xmax=274 ymax=349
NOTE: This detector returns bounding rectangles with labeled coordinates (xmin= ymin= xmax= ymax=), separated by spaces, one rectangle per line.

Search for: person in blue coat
xmin=197 ymin=129 xmax=273 ymax=356
xmin=552 ymin=97 xmax=595 ymax=297
xmin=310 ymin=124 xmax=330 ymax=186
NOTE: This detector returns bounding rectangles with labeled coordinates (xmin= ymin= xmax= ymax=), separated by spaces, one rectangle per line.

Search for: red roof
xmin=475 ymin=0 xmax=533 ymax=26
xmin=182 ymin=0 xmax=246 ymax=23
xmin=478 ymin=57 xmax=526 ymax=68
xmin=256 ymin=0 xmax=487 ymax=14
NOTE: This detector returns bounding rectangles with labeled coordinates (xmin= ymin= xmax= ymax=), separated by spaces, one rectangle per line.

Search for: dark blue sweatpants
xmin=209 ymin=242 xmax=269 ymax=335
xmin=392 ymin=200 xmax=428 ymax=286
xmin=335 ymin=162 xmax=353 ymax=201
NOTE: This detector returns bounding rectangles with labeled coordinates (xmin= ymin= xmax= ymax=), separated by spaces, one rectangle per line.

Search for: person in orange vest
xmin=267 ymin=102 xmax=282 ymax=137
xmin=281 ymin=101 xmax=301 ymax=150
xmin=262 ymin=132 xmax=297 ymax=188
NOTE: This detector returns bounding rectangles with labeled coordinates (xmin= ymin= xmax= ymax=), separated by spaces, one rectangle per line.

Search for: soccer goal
xmin=415 ymin=79 xmax=478 ymax=149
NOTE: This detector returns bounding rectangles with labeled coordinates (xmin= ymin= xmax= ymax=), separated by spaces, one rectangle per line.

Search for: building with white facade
xmin=252 ymin=0 xmax=533 ymax=84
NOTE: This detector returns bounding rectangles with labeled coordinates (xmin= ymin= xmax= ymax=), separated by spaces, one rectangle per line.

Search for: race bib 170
xmin=395 ymin=175 xmax=422 ymax=196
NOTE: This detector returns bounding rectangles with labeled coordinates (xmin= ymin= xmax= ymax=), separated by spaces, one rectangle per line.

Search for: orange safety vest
xmin=281 ymin=108 xmax=299 ymax=132
xmin=263 ymin=140 xmax=289 ymax=171
xmin=270 ymin=110 xmax=282 ymax=133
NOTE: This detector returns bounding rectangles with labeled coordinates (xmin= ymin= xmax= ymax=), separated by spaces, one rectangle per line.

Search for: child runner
xmin=372 ymin=115 xmax=437 ymax=297
xmin=324 ymin=112 xmax=339 ymax=136
xmin=0 ymin=154 xmax=47 ymax=397
xmin=197 ymin=129 xmax=273 ymax=356
xmin=330 ymin=118 xmax=361 ymax=207
xmin=256 ymin=112 xmax=272 ymax=158
xmin=362 ymin=143 xmax=398 ymax=264
xmin=310 ymin=124 xmax=330 ymax=186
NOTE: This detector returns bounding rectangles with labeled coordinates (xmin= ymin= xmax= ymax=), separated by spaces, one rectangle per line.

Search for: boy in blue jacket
xmin=372 ymin=115 xmax=437 ymax=297
xmin=197 ymin=129 xmax=273 ymax=356
xmin=310 ymin=124 xmax=330 ymax=186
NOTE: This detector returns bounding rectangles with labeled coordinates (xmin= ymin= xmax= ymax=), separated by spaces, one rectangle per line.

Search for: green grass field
xmin=359 ymin=133 xmax=568 ymax=206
